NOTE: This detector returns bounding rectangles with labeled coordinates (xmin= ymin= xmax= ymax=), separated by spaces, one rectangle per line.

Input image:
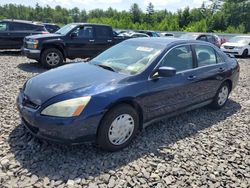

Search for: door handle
xmin=187 ymin=75 xmax=197 ymax=80
xmin=107 ymin=40 xmax=112 ymax=43
xmin=89 ymin=39 xmax=95 ymax=42
xmin=218 ymin=67 xmax=225 ymax=72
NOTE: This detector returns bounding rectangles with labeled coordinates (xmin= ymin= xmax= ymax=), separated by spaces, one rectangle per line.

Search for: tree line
xmin=0 ymin=0 xmax=249 ymax=33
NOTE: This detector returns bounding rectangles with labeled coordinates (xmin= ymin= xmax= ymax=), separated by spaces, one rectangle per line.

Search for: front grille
xmin=22 ymin=95 xmax=39 ymax=109
xmin=224 ymin=46 xmax=235 ymax=49
xmin=24 ymin=100 xmax=39 ymax=109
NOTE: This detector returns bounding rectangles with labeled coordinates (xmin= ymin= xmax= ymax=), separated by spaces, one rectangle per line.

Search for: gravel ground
xmin=0 ymin=51 xmax=249 ymax=188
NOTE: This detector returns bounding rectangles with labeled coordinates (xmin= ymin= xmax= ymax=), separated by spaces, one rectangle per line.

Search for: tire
xmin=242 ymin=49 xmax=248 ymax=58
xmin=41 ymin=48 xmax=63 ymax=69
xmin=96 ymin=104 xmax=139 ymax=152
xmin=209 ymin=82 xmax=230 ymax=109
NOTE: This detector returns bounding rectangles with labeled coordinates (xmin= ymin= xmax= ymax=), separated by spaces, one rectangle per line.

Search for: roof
xmin=2 ymin=19 xmax=43 ymax=26
xmin=69 ymin=23 xmax=111 ymax=27
xmin=125 ymin=37 xmax=207 ymax=47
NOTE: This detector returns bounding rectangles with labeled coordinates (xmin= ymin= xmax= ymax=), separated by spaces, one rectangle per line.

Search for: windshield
xmin=55 ymin=24 xmax=77 ymax=35
xmin=229 ymin=36 xmax=250 ymax=44
xmin=89 ymin=40 xmax=164 ymax=75
xmin=179 ymin=33 xmax=198 ymax=39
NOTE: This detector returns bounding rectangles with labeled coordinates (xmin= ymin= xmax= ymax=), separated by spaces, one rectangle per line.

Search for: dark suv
xmin=0 ymin=19 xmax=48 ymax=49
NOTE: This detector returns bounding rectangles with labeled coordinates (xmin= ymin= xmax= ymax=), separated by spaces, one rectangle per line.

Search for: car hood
xmin=222 ymin=42 xmax=246 ymax=47
xmin=25 ymin=33 xmax=62 ymax=40
xmin=23 ymin=63 xmax=127 ymax=105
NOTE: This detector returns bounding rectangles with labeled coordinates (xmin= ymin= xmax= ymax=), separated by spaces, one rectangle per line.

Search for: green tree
xmin=145 ymin=2 xmax=154 ymax=25
xmin=130 ymin=3 xmax=142 ymax=23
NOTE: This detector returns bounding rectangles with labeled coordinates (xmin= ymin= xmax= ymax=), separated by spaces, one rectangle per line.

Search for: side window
xmin=10 ymin=23 xmax=26 ymax=31
xmin=194 ymin=45 xmax=217 ymax=67
xmin=0 ymin=22 xmax=8 ymax=31
xmin=73 ymin=26 xmax=93 ymax=39
xmin=207 ymin=35 xmax=216 ymax=43
xmin=160 ymin=45 xmax=193 ymax=72
xmin=197 ymin=35 xmax=207 ymax=41
xmin=95 ymin=26 xmax=112 ymax=39
xmin=34 ymin=25 xmax=46 ymax=31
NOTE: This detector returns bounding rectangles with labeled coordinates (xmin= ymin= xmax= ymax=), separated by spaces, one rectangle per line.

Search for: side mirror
xmin=152 ymin=66 xmax=176 ymax=78
xmin=70 ymin=32 xmax=77 ymax=38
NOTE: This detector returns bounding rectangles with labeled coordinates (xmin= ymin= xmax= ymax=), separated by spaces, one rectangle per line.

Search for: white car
xmin=221 ymin=36 xmax=250 ymax=57
xmin=118 ymin=32 xmax=149 ymax=38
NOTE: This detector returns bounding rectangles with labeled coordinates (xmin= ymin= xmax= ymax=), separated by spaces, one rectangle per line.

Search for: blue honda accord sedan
xmin=17 ymin=38 xmax=240 ymax=151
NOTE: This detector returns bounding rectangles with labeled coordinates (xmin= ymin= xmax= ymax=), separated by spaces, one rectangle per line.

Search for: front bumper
xmin=221 ymin=47 xmax=244 ymax=56
xmin=22 ymin=47 xmax=41 ymax=60
xmin=16 ymin=92 xmax=102 ymax=144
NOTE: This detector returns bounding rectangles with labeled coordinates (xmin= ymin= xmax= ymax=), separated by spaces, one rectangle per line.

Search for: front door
xmin=144 ymin=45 xmax=200 ymax=121
xmin=66 ymin=25 xmax=96 ymax=58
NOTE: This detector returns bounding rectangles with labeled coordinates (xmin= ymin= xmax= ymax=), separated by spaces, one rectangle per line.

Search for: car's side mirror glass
xmin=70 ymin=32 xmax=77 ymax=38
xmin=152 ymin=66 xmax=176 ymax=78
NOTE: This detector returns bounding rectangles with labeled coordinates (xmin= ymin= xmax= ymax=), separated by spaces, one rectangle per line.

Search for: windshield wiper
xmin=97 ymin=64 xmax=116 ymax=72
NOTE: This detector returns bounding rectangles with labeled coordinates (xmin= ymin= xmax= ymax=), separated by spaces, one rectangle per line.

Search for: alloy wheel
xmin=46 ymin=52 xmax=60 ymax=66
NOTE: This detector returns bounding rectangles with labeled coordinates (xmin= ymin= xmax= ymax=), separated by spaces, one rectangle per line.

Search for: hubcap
xmin=108 ymin=114 xmax=135 ymax=145
xmin=46 ymin=52 xmax=60 ymax=66
xmin=218 ymin=86 xmax=229 ymax=106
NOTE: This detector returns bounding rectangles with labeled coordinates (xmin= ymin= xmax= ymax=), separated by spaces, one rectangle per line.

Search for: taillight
xmin=42 ymin=31 xmax=49 ymax=34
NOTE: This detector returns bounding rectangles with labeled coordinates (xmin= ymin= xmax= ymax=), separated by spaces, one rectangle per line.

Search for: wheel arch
xmin=41 ymin=43 xmax=66 ymax=60
xmin=96 ymin=98 xmax=144 ymax=137
xmin=223 ymin=79 xmax=233 ymax=92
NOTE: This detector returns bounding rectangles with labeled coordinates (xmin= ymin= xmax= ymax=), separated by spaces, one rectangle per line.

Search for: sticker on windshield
xmin=136 ymin=47 xmax=154 ymax=52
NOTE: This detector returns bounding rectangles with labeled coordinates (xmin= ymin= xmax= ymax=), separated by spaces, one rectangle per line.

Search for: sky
xmin=0 ymin=0 xmax=207 ymax=12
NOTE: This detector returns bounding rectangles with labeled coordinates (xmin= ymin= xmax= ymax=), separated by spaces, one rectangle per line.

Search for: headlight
xmin=41 ymin=96 xmax=91 ymax=117
xmin=27 ymin=39 xmax=39 ymax=49
xmin=235 ymin=47 xmax=243 ymax=50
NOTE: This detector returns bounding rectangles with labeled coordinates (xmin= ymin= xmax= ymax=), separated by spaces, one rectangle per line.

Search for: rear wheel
xmin=41 ymin=48 xmax=63 ymax=69
xmin=242 ymin=49 xmax=248 ymax=58
xmin=97 ymin=104 xmax=139 ymax=151
xmin=210 ymin=82 xmax=230 ymax=109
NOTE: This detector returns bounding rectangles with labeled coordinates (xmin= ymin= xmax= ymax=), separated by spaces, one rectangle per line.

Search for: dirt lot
xmin=0 ymin=52 xmax=249 ymax=188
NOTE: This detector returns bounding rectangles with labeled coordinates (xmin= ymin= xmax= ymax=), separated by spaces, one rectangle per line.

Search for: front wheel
xmin=97 ymin=104 xmax=139 ymax=152
xmin=242 ymin=49 xmax=248 ymax=58
xmin=41 ymin=48 xmax=63 ymax=69
xmin=209 ymin=82 xmax=230 ymax=109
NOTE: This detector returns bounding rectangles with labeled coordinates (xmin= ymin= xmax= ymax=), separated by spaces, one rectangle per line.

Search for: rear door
xmin=8 ymin=22 xmax=33 ymax=49
xmin=0 ymin=21 xmax=11 ymax=49
xmin=66 ymin=25 xmax=96 ymax=58
xmin=191 ymin=44 xmax=227 ymax=101
xmin=93 ymin=25 xmax=113 ymax=56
